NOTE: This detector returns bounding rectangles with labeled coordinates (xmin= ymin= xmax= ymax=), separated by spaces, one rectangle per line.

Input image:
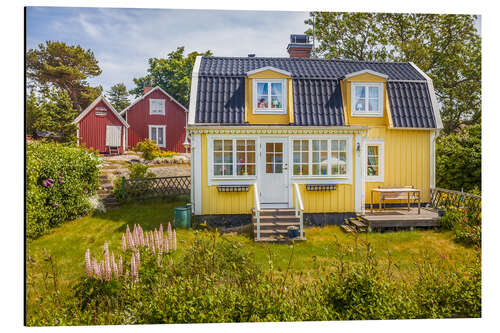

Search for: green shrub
xmin=134 ymin=138 xmax=179 ymax=160
xmin=440 ymin=209 xmax=481 ymax=247
xmin=113 ymin=164 xmax=155 ymax=201
xmin=26 ymin=142 xmax=100 ymax=238
xmin=440 ymin=210 xmax=461 ymax=230
xmin=128 ymin=163 xmax=155 ymax=179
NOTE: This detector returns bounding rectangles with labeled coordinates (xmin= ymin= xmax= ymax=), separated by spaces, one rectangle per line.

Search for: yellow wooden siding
xmin=365 ymin=127 xmax=431 ymax=204
xmin=246 ymin=70 xmax=292 ymax=125
xmin=293 ymin=184 xmax=355 ymax=213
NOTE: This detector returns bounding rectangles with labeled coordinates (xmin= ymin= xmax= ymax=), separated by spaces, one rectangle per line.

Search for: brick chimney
xmin=287 ymin=34 xmax=313 ymax=58
xmin=143 ymin=86 xmax=153 ymax=95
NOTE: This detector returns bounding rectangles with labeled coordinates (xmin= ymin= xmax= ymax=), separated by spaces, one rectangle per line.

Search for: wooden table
xmin=370 ymin=188 xmax=421 ymax=214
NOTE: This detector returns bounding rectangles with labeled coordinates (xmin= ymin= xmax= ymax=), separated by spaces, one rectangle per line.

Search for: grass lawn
xmin=27 ymin=198 xmax=478 ymax=304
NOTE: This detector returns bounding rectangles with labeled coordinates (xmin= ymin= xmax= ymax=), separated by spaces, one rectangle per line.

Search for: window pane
xmin=270 ymin=96 xmax=282 ymax=108
xmin=302 ymin=152 xmax=308 ymax=163
xmin=355 ymin=86 xmax=365 ymax=98
xmin=151 ymin=127 xmax=157 ymax=141
xmin=369 ymin=86 xmax=379 ymax=98
xmin=339 ymin=140 xmax=346 ymax=151
xmin=266 ymin=163 xmax=273 ymax=173
xmin=275 ymin=143 xmax=283 ymax=152
xmin=224 ymin=140 xmax=232 ymax=151
xmin=223 ymin=152 xmax=232 ymax=163
xmin=293 ymin=140 xmax=300 ymax=151
xmin=312 ymin=140 xmax=319 ymax=150
xmin=236 ymin=152 xmax=245 ymax=164
xmin=275 ymin=164 xmax=283 ymax=173
xmin=257 ymin=82 xmax=268 ymax=95
xmin=293 ymin=152 xmax=300 ymax=163
xmin=320 ymin=140 xmax=327 ymax=150
xmin=339 ymin=152 xmax=347 ymax=162
xmin=214 ymin=164 xmax=223 ymax=176
xmin=247 ymin=164 xmax=255 ymax=176
xmin=236 ymin=164 xmax=245 ymax=176
xmin=331 ymin=140 xmax=339 ymax=151
xmin=157 ymin=128 xmax=164 ymax=145
xmin=271 ymin=82 xmax=282 ymax=95
xmin=312 ymin=164 xmax=319 ymax=175
xmin=275 ymin=154 xmax=283 ymax=164
xmin=224 ymin=165 xmax=233 ymax=176
xmin=301 ymin=164 xmax=309 ymax=175
xmin=368 ymin=99 xmax=379 ymax=111
xmin=214 ymin=152 xmax=222 ymax=164
xmin=339 ymin=165 xmax=347 ymax=175
xmin=293 ymin=165 xmax=301 ymax=175
xmin=214 ymin=140 xmax=222 ymax=151
xmin=355 ymin=99 xmax=365 ymax=111
xmin=247 ymin=152 xmax=255 ymax=163
xmin=247 ymin=140 xmax=255 ymax=151
xmin=236 ymin=140 xmax=245 ymax=151
xmin=301 ymin=140 xmax=308 ymax=150
xmin=313 ymin=151 xmax=319 ymax=163
xmin=368 ymin=146 xmax=378 ymax=156
xmin=257 ymin=96 xmax=268 ymax=108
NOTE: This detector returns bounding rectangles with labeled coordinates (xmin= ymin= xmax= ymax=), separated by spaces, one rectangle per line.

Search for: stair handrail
xmin=253 ymin=183 xmax=261 ymax=241
xmin=293 ymin=183 xmax=304 ymax=239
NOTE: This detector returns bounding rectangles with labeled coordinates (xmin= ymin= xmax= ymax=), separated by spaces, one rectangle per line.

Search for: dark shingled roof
xmin=194 ymin=56 xmax=438 ymax=128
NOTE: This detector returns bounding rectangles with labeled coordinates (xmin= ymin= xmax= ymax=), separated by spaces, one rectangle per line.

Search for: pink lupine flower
xmin=135 ymin=251 xmax=141 ymax=267
xmin=118 ymin=255 xmax=123 ymax=275
xmin=173 ymin=230 xmax=177 ymax=251
xmin=111 ymin=252 xmax=118 ymax=280
xmin=100 ymin=260 xmax=105 ymax=279
xmin=85 ymin=249 xmax=91 ymax=277
xmin=164 ymin=236 xmax=169 ymax=253
xmin=42 ymin=180 xmax=48 ymax=187
xmin=130 ymin=254 xmax=137 ymax=282
xmin=122 ymin=234 xmax=127 ymax=252
xmin=104 ymin=242 xmax=111 ymax=281
xmin=127 ymin=225 xmax=134 ymax=248
xmin=92 ymin=257 xmax=100 ymax=278
xmin=159 ymin=224 xmax=163 ymax=241
xmin=168 ymin=222 xmax=172 ymax=245
xmin=47 ymin=178 xmax=54 ymax=183
xmin=145 ymin=232 xmax=150 ymax=249
xmin=58 ymin=180 xmax=65 ymax=184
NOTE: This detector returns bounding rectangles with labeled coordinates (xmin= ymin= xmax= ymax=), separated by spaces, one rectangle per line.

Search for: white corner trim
xmin=430 ymin=130 xmax=436 ymax=189
xmin=408 ymin=62 xmax=443 ymax=129
xmin=148 ymin=125 xmax=166 ymax=148
xmin=364 ymin=139 xmax=385 ymax=182
xmin=350 ymin=82 xmax=384 ymax=117
xmin=188 ymin=56 xmax=202 ymax=125
xmin=344 ymin=69 xmax=389 ymax=79
xmin=246 ymin=66 xmax=292 ymax=76
xmin=252 ymin=78 xmax=287 ymax=114
xmin=73 ymin=95 xmax=129 ymax=128
xmin=192 ymin=134 xmax=202 ymax=215
xmin=354 ymin=134 xmax=363 ymax=213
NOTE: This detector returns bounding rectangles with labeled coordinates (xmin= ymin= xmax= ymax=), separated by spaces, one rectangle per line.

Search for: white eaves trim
xmin=188 ymin=55 xmax=202 ymax=125
xmin=409 ymin=62 xmax=444 ymax=129
xmin=246 ymin=66 xmax=292 ymax=77
xmin=73 ymin=95 xmax=129 ymax=128
xmin=344 ymin=69 xmax=389 ymax=79
xmin=119 ymin=86 xmax=188 ymax=116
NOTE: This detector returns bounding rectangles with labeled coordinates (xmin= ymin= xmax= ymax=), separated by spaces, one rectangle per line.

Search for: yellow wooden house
xmin=186 ymin=35 xmax=442 ymax=240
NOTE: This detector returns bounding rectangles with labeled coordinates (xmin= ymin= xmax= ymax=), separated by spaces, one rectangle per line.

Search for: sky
xmin=26 ymin=7 xmax=310 ymax=93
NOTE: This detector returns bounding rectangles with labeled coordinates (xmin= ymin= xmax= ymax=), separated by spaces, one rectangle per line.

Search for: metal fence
xmin=121 ymin=176 xmax=190 ymax=200
xmin=430 ymin=187 xmax=481 ymax=219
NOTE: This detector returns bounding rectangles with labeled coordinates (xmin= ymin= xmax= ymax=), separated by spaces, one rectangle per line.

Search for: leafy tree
xmin=26 ymin=40 xmax=103 ymax=112
xmin=26 ymin=90 xmax=39 ymax=135
xmin=130 ymin=46 xmax=212 ymax=107
xmin=436 ymin=124 xmax=481 ymax=192
xmin=31 ymin=88 xmax=78 ymax=143
xmin=106 ymin=83 xmax=130 ymax=112
xmin=305 ymin=13 xmax=481 ymax=133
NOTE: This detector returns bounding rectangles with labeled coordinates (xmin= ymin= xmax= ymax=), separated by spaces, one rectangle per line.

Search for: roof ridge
xmin=201 ymin=55 xmax=411 ymax=65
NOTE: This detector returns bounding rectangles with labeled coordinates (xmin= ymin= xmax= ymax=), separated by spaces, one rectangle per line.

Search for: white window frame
xmin=207 ymin=135 xmax=258 ymax=183
xmin=149 ymin=99 xmax=166 ymax=115
xmin=148 ymin=125 xmax=166 ymax=148
xmin=290 ymin=135 xmax=353 ymax=182
xmin=365 ymin=139 xmax=384 ymax=182
xmin=252 ymin=79 xmax=287 ymax=114
xmin=351 ymin=82 xmax=384 ymax=117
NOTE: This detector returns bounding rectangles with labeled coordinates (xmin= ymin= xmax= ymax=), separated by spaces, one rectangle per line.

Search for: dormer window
xmin=150 ymin=99 xmax=165 ymax=115
xmin=253 ymin=79 xmax=286 ymax=114
xmin=351 ymin=82 xmax=383 ymax=117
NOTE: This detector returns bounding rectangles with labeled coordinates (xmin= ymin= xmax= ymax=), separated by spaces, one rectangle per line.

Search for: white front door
xmin=106 ymin=125 xmax=121 ymax=147
xmin=259 ymin=138 xmax=289 ymax=207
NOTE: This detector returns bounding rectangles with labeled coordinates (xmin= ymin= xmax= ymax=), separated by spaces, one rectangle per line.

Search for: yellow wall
xmin=342 ymin=72 xmax=393 ymax=127
xmin=365 ymin=127 xmax=431 ymax=205
xmin=246 ymin=70 xmax=293 ymax=125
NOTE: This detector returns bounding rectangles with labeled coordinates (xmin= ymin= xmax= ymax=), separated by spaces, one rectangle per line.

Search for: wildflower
xmin=126 ymin=224 xmax=134 ymax=248
xmin=104 ymin=242 xmax=111 ymax=281
xmin=92 ymin=257 xmax=100 ymax=279
xmin=164 ymin=236 xmax=169 ymax=253
xmin=84 ymin=249 xmax=91 ymax=277
xmin=47 ymin=178 xmax=54 ymax=183
xmin=58 ymin=180 xmax=65 ymax=184
xmin=122 ymin=234 xmax=127 ymax=252
xmin=111 ymin=252 xmax=118 ymax=280
xmin=118 ymin=255 xmax=123 ymax=275
xmin=135 ymin=251 xmax=141 ymax=267
xmin=131 ymin=254 xmax=138 ymax=282
xmin=52 ymin=203 xmax=59 ymax=207
xmin=168 ymin=222 xmax=172 ymax=248
xmin=42 ymin=180 xmax=48 ymax=187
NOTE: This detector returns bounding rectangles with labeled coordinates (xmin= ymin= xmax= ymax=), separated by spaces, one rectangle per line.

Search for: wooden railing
xmin=253 ymin=183 xmax=261 ymax=241
xmin=293 ymin=183 xmax=304 ymax=240
xmin=121 ymin=176 xmax=190 ymax=200
xmin=430 ymin=187 xmax=481 ymax=219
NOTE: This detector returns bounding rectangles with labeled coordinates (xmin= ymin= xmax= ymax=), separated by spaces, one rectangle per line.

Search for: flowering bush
xmin=26 ymin=142 xmax=100 ymax=238
xmin=133 ymin=138 xmax=178 ymax=160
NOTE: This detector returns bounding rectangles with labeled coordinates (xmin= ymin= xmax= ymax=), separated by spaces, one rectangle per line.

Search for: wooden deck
xmin=359 ymin=207 xmax=441 ymax=230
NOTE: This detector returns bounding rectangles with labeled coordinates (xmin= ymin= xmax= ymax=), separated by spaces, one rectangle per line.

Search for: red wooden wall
xmin=125 ymin=89 xmax=187 ymax=153
xmin=77 ymin=100 xmax=125 ymax=154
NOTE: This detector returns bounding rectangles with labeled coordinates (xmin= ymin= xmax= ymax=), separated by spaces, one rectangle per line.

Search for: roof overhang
xmin=343 ymin=69 xmax=389 ymax=80
xmin=246 ymin=66 xmax=292 ymax=77
xmin=188 ymin=55 xmax=202 ymax=125
xmin=73 ymin=96 xmax=129 ymax=128
xmin=186 ymin=124 xmax=369 ymax=135
xmin=120 ymin=86 xmax=188 ymax=116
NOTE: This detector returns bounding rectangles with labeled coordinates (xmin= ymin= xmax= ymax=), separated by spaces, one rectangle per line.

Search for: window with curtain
xmin=293 ymin=139 xmax=348 ymax=177
xmin=351 ymin=82 xmax=383 ymax=116
xmin=213 ymin=139 xmax=256 ymax=177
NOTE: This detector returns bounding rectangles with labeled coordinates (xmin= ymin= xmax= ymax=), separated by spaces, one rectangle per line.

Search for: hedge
xmin=26 ymin=141 xmax=100 ymax=238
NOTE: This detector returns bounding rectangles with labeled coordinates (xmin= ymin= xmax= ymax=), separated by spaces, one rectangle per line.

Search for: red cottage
xmin=120 ymin=86 xmax=188 ymax=153
xmin=73 ymin=96 xmax=129 ymax=154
